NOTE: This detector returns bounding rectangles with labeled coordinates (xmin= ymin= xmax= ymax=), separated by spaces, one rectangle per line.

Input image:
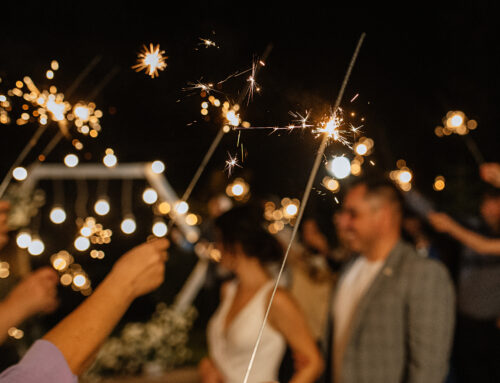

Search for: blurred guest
xmin=0 ymin=201 xmax=9 ymax=250
xmin=329 ymin=178 xmax=454 ymax=383
xmin=480 ymin=162 xmax=500 ymax=188
xmin=428 ymin=188 xmax=500 ymax=383
xmin=0 ymin=239 xmax=168 ymax=382
xmin=199 ymin=206 xmax=323 ymax=383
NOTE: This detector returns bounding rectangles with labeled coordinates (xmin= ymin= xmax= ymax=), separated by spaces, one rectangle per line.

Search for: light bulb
xmin=94 ymin=199 xmax=110 ymax=216
xmin=74 ymin=236 xmax=90 ymax=251
xmin=142 ymin=188 xmax=158 ymax=204
xmin=121 ymin=217 xmax=137 ymax=234
xmin=152 ymin=220 xmax=168 ymax=237
xmin=64 ymin=154 xmax=79 ymax=168
xmin=174 ymin=201 xmax=189 ymax=215
xmin=151 ymin=160 xmax=165 ymax=174
xmin=28 ymin=238 xmax=45 ymax=256
xmin=16 ymin=231 xmax=31 ymax=249
xmin=329 ymin=157 xmax=351 ymax=179
xmin=12 ymin=167 xmax=28 ymax=181
xmin=50 ymin=207 xmax=66 ymax=224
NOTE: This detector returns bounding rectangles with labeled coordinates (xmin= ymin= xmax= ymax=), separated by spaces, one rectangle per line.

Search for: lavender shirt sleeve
xmin=0 ymin=339 xmax=77 ymax=383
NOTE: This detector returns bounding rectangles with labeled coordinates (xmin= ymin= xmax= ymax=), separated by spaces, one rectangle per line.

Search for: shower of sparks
xmin=245 ymin=61 xmax=261 ymax=103
xmin=198 ymin=37 xmax=219 ymax=49
xmin=313 ymin=109 xmax=352 ymax=148
xmin=225 ymin=152 xmax=241 ymax=176
xmin=182 ymin=80 xmax=217 ymax=95
xmin=132 ymin=43 xmax=167 ymax=78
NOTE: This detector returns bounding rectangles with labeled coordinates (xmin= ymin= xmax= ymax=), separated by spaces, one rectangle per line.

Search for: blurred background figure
xmin=0 ymin=202 xmax=9 ymax=250
xmin=480 ymin=162 xmax=500 ymax=189
xmin=199 ymin=206 xmax=323 ymax=383
xmin=428 ymin=186 xmax=500 ymax=383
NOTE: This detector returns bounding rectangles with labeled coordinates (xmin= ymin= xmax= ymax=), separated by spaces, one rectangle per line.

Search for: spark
xmin=132 ymin=43 xmax=167 ymax=78
xmin=313 ymin=109 xmax=351 ymax=147
xmin=198 ymin=37 xmax=219 ymax=49
xmin=350 ymin=93 xmax=359 ymax=102
xmin=183 ymin=80 xmax=217 ymax=95
xmin=225 ymin=152 xmax=242 ymax=176
xmin=246 ymin=60 xmax=261 ymax=103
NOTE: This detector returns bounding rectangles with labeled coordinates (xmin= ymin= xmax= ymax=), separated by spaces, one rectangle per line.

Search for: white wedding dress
xmin=207 ymin=280 xmax=286 ymax=383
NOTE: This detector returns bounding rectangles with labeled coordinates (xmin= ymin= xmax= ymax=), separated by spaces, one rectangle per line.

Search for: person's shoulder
xmin=220 ymin=279 xmax=236 ymax=299
xmin=397 ymin=242 xmax=451 ymax=282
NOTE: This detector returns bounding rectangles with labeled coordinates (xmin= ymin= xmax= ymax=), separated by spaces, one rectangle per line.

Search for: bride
xmin=199 ymin=206 xmax=323 ymax=383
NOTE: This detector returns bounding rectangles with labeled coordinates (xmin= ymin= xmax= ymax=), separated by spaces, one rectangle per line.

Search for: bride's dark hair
xmin=214 ymin=204 xmax=283 ymax=264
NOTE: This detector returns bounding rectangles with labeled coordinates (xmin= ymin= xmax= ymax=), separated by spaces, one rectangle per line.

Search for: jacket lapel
xmin=343 ymin=240 xmax=406 ymax=345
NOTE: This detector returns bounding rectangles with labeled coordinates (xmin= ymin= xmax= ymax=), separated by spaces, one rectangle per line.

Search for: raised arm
xmin=0 ymin=267 xmax=59 ymax=345
xmin=269 ymin=289 xmax=324 ymax=383
xmin=480 ymin=162 xmax=500 ymax=188
xmin=0 ymin=239 xmax=168 ymax=382
xmin=428 ymin=212 xmax=500 ymax=255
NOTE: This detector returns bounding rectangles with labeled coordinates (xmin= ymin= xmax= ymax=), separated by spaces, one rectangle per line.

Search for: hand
xmin=108 ymin=239 xmax=169 ymax=301
xmin=6 ymin=267 xmax=59 ymax=319
xmin=0 ymin=201 xmax=9 ymax=251
xmin=428 ymin=212 xmax=458 ymax=234
xmin=480 ymin=163 xmax=500 ymax=188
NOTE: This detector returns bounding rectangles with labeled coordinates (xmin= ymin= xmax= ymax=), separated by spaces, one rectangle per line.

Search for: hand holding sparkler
xmin=480 ymin=162 xmax=500 ymax=188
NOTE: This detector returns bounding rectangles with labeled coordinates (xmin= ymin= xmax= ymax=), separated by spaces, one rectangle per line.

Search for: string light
xmin=28 ymin=237 xmax=45 ymax=256
xmin=49 ymin=206 xmax=66 ymax=224
xmin=174 ymin=201 xmax=189 ymax=215
xmin=151 ymin=160 xmax=165 ymax=174
xmin=328 ymin=156 xmax=351 ymax=179
xmin=64 ymin=154 xmax=79 ymax=168
xmin=16 ymin=231 xmax=31 ymax=249
xmin=12 ymin=167 xmax=28 ymax=181
xmin=121 ymin=217 xmax=137 ymax=234
xmin=142 ymin=188 xmax=158 ymax=204
xmin=94 ymin=199 xmax=110 ymax=216
xmin=74 ymin=236 xmax=90 ymax=251
xmin=152 ymin=220 xmax=168 ymax=237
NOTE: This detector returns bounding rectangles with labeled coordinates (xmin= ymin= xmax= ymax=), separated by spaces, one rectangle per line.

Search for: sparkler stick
xmin=0 ymin=56 xmax=103 ymax=199
xmin=166 ymin=44 xmax=273 ymax=233
xmin=242 ymin=33 xmax=366 ymax=383
xmin=463 ymin=136 xmax=485 ymax=165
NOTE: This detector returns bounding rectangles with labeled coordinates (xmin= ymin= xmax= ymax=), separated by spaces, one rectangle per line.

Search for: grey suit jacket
xmin=332 ymin=240 xmax=455 ymax=383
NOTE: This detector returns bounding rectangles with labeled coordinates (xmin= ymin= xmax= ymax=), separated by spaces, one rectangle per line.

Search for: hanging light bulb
xmin=64 ymin=154 xmax=79 ymax=168
xmin=16 ymin=231 xmax=31 ymax=249
xmin=174 ymin=201 xmax=189 ymax=215
xmin=328 ymin=156 xmax=351 ymax=179
xmin=49 ymin=206 xmax=67 ymax=224
xmin=94 ymin=198 xmax=110 ymax=216
xmin=142 ymin=188 xmax=158 ymax=205
xmin=103 ymin=149 xmax=118 ymax=168
xmin=152 ymin=219 xmax=168 ymax=237
xmin=121 ymin=216 xmax=137 ymax=234
xmin=12 ymin=167 xmax=28 ymax=181
xmin=74 ymin=236 xmax=90 ymax=251
xmin=28 ymin=237 xmax=45 ymax=256
xmin=151 ymin=160 xmax=165 ymax=174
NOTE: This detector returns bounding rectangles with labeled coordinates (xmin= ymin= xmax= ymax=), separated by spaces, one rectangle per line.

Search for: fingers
xmin=149 ymin=238 xmax=169 ymax=252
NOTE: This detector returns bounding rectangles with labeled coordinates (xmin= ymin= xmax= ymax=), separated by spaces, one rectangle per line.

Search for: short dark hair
xmin=348 ymin=176 xmax=404 ymax=213
xmin=214 ymin=205 xmax=283 ymax=264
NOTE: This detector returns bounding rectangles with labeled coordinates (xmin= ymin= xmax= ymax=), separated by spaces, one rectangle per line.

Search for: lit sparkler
xmin=198 ymin=37 xmax=219 ymax=49
xmin=132 ymin=43 xmax=167 ymax=78
xmin=225 ymin=152 xmax=241 ymax=176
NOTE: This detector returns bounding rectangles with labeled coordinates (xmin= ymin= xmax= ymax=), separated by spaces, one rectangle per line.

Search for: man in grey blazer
xmin=330 ymin=178 xmax=455 ymax=383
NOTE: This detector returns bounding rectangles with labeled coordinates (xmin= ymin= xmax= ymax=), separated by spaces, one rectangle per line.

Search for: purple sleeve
xmin=0 ymin=340 xmax=77 ymax=383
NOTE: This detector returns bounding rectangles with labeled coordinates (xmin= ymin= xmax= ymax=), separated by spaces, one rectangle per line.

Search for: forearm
xmin=448 ymin=224 xmax=500 ymax=255
xmin=43 ymin=272 xmax=134 ymax=375
xmin=290 ymin=356 xmax=323 ymax=383
xmin=0 ymin=299 xmax=30 ymax=345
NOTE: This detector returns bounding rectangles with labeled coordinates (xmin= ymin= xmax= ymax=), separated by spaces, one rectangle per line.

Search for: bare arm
xmin=480 ymin=162 xmax=500 ymax=188
xmin=428 ymin=212 xmax=500 ymax=255
xmin=0 ymin=267 xmax=59 ymax=345
xmin=43 ymin=239 xmax=168 ymax=375
xmin=269 ymin=289 xmax=324 ymax=383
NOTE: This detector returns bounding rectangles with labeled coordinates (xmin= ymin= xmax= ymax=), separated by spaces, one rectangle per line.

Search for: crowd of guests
xmin=0 ymin=163 xmax=499 ymax=382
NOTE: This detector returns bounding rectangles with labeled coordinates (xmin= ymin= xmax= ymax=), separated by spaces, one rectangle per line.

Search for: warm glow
xmin=142 ymin=188 xmax=158 ymax=204
xmin=73 ymin=274 xmax=87 ymax=288
xmin=355 ymin=143 xmax=368 ymax=155
xmin=433 ymin=176 xmax=446 ymax=191
xmin=449 ymin=114 xmax=464 ymax=128
xmin=74 ymin=105 xmax=90 ymax=121
xmin=226 ymin=110 xmax=241 ymax=126
xmin=50 ymin=207 xmax=66 ymax=224
xmin=398 ymin=170 xmax=412 ymax=184
xmin=80 ymin=226 xmax=92 ymax=237
xmin=185 ymin=214 xmax=198 ymax=226
xmin=158 ymin=202 xmax=171 ymax=215
xmin=132 ymin=43 xmax=168 ymax=78
xmin=52 ymin=257 xmax=67 ymax=271
xmin=12 ymin=167 xmax=28 ymax=181
xmin=60 ymin=274 xmax=73 ymax=286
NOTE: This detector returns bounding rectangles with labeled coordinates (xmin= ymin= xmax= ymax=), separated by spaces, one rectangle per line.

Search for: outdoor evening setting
xmin=0 ymin=3 xmax=498 ymax=383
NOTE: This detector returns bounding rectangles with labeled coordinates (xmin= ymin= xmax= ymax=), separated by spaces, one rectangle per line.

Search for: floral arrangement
xmin=85 ymin=303 xmax=197 ymax=379
xmin=5 ymin=184 xmax=45 ymax=230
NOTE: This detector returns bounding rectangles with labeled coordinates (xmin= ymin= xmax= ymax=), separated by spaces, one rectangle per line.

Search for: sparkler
xmin=224 ymin=152 xmax=241 ymax=176
xmin=242 ymin=33 xmax=366 ymax=383
xmin=132 ymin=43 xmax=167 ymax=78
xmin=198 ymin=37 xmax=219 ymax=49
xmin=0 ymin=57 xmax=103 ymax=199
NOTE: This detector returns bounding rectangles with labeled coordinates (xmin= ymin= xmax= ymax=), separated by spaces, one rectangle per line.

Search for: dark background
xmin=0 ymin=0 xmax=499 ymax=365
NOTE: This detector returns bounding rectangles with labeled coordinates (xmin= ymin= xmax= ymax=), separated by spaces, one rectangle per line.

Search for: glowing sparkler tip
xmin=225 ymin=153 xmax=242 ymax=176
xmin=132 ymin=43 xmax=168 ymax=78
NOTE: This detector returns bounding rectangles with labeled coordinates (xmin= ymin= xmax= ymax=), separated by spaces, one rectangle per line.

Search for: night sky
xmin=0 ymin=2 xmax=499 ymax=340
